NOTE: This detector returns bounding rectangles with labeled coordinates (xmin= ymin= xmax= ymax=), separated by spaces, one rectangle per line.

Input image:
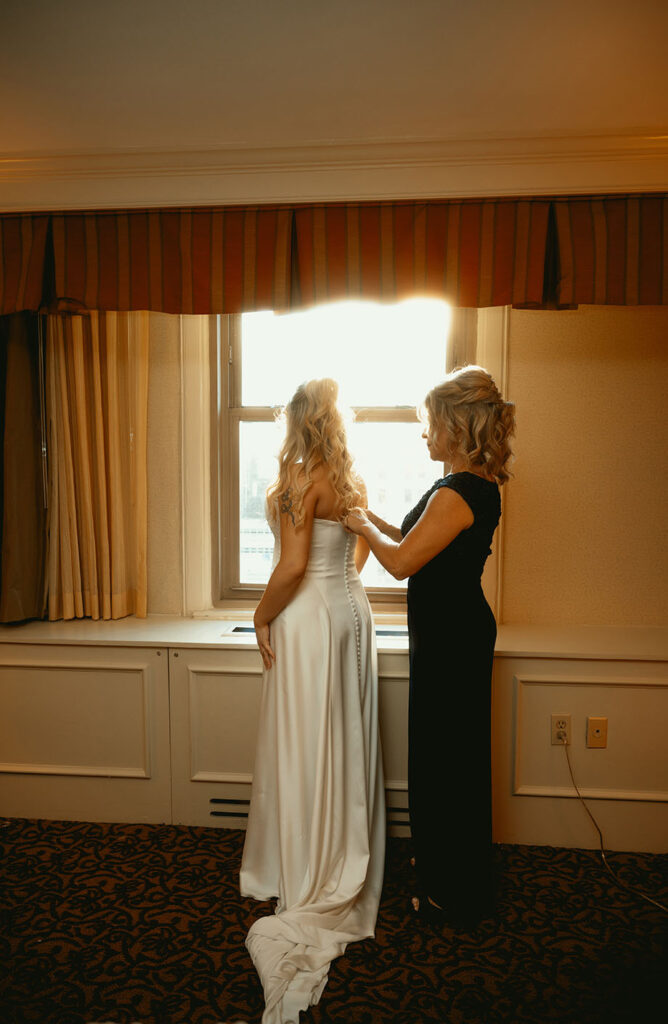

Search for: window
xmin=216 ymin=299 xmax=454 ymax=602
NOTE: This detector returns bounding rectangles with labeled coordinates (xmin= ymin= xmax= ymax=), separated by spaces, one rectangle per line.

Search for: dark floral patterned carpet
xmin=0 ymin=818 xmax=666 ymax=1024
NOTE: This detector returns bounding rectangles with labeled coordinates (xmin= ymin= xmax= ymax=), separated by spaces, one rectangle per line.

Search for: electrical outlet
xmin=587 ymin=716 xmax=608 ymax=748
xmin=551 ymin=713 xmax=571 ymax=745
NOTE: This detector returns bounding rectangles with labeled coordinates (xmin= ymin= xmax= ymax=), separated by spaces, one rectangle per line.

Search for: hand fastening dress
xmin=240 ymin=514 xmax=385 ymax=1024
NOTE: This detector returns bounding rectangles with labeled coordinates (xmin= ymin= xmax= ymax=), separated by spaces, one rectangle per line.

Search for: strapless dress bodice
xmin=269 ymin=515 xmax=356 ymax=578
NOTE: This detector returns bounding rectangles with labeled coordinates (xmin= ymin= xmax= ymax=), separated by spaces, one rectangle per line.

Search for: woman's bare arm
xmin=345 ymin=487 xmax=473 ymax=580
xmin=253 ymin=487 xmax=314 ymax=667
xmin=366 ymin=509 xmax=403 ymax=542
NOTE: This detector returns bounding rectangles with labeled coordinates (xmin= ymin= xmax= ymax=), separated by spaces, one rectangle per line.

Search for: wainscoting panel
xmin=169 ymin=647 xmax=262 ymax=828
xmin=513 ymin=673 xmax=668 ymax=802
xmin=378 ymin=653 xmax=410 ymax=836
xmin=0 ymin=644 xmax=171 ymax=823
xmin=491 ymin=656 xmax=668 ymax=853
xmin=0 ymin=659 xmax=151 ymax=777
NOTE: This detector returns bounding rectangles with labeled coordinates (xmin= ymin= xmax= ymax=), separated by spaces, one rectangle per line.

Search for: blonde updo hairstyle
xmin=423 ymin=365 xmax=515 ymax=484
xmin=267 ymin=378 xmax=360 ymax=527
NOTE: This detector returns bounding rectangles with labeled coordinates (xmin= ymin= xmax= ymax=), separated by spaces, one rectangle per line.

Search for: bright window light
xmin=241 ymin=299 xmax=451 ymax=408
xmin=238 ymin=299 xmax=451 ymax=589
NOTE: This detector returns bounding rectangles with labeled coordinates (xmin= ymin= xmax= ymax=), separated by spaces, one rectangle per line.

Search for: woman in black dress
xmin=345 ymin=365 xmax=515 ymax=928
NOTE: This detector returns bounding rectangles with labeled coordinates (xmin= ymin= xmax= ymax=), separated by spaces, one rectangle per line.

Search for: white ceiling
xmin=1 ymin=0 xmax=667 ymax=209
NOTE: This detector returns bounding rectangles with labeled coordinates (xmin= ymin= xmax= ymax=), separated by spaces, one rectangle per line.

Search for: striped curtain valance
xmin=51 ymin=208 xmax=293 ymax=314
xmin=3 ymin=195 xmax=668 ymax=315
xmin=0 ymin=216 xmax=49 ymax=315
xmin=553 ymin=196 xmax=668 ymax=306
xmin=293 ymin=200 xmax=551 ymax=308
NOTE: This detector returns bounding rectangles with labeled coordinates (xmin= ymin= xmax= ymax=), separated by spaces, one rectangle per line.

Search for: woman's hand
xmin=343 ymin=507 xmax=370 ymax=535
xmin=255 ymin=621 xmax=276 ymax=670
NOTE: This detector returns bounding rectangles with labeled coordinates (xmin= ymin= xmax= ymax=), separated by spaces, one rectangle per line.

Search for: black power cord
xmin=557 ymin=733 xmax=668 ymax=915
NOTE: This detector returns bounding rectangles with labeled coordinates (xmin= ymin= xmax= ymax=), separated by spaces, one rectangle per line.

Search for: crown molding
xmin=1 ymin=132 xmax=667 ymax=211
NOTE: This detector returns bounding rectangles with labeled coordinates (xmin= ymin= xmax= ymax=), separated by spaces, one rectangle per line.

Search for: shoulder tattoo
xmin=280 ymin=488 xmax=295 ymax=525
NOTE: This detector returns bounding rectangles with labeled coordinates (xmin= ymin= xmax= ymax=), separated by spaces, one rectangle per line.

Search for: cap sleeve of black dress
xmin=435 ymin=472 xmax=492 ymax=521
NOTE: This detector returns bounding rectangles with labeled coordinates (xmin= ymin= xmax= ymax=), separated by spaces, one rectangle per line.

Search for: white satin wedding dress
xmin=240 ymin=512 xmax=385 ymax=1024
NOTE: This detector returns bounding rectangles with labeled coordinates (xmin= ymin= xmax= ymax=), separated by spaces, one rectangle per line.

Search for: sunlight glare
xmin=241 ymin=298 xmax=451 ymax=408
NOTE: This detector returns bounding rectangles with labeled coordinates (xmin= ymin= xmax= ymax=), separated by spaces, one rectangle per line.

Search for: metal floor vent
xmin=386 ymin=804 xmax=410 ymax=828
xmin=209 ymin=797 xmax=250 ymax=820
xmin=209 ymin=796 xmax=409 ymax=830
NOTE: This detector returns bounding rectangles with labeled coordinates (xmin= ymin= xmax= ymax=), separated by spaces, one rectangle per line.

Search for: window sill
xmin=1 ymin=617 xmax=666 ymax=662
xmin=0 ymin=615 xmax=409 ymax=653
xmin=195 ymin=602 xmax=408 ymax=625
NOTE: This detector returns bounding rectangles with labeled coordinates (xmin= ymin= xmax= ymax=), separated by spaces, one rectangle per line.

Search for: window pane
xmin=239 ymin=419 xmax=438 ymax=590
xmin=241 ymin=299 xmax=450 ymax=408
xmin=350 ymin=421 xmax=437 ymax=590
xmin=239 ymin=421 xmax=280 ymax=584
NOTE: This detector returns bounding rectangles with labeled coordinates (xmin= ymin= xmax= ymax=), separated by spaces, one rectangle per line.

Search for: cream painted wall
xmin=3 ymin=2 xmax=668 ymax=209
xmin=4 ymin=1 xmax=666 ymax=152
xmin=501 ymin=305 xmax=668 ymax=626
xmin=147 ymin=315 xmax=183 ymax=615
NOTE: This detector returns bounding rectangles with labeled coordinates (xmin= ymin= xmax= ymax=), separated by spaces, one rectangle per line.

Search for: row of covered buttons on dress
xmin=342 ymin=533 xmax=362 ymax=689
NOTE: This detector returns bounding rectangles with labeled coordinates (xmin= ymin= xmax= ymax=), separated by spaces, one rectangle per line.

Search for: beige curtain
xmin=46 ymin=310 xmax=149 ymax=620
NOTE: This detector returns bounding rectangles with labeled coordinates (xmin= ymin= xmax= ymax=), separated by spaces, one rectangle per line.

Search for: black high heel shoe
xmin=410 ymin=889 xmax=448 ymax=927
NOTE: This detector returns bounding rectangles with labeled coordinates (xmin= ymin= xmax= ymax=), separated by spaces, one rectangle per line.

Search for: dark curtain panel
xmin=0 ymin=216 xmax=51 ymax=314
xmin=0 ymin=313 xmax=47 ymax=622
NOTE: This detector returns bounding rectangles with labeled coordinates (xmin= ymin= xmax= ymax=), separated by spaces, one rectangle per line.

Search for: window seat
xmin=1 ymin=615 xmax=666 ymax=661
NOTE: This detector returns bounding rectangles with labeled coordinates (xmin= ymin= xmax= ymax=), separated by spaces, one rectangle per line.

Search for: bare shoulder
xmin=281 ymin=462 xmax=316 ymax=496
xmin=279 ymin=463 xmax=318 ymax=527
xmin=306 ymin=461 xmax=335 ymax=499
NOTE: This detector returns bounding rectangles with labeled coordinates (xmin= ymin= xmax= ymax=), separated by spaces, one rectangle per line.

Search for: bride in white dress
xmin=239 ymin=378 xmax=385 ymax=1024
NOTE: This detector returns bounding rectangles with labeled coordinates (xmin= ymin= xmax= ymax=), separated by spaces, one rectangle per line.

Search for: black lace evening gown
xmin=401 ymin=471 xmax=501 ymax=925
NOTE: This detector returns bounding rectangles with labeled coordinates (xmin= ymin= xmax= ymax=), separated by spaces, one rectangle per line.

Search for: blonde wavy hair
xmin=267 ymin=378 xmax=360 ymax=527
xmin=423 ymin=365 xmax=516 ymax=484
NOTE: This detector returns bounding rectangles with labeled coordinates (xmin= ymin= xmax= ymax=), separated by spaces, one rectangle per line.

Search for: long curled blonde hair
xmin=423 ymin=365 xmax=515 ymax=484
xmin=267 ymin=378 xmax=360 ymax=527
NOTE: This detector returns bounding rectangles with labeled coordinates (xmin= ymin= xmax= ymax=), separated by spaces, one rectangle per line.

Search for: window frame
xmin=213 ymin=307 xmax=477 ymax=606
